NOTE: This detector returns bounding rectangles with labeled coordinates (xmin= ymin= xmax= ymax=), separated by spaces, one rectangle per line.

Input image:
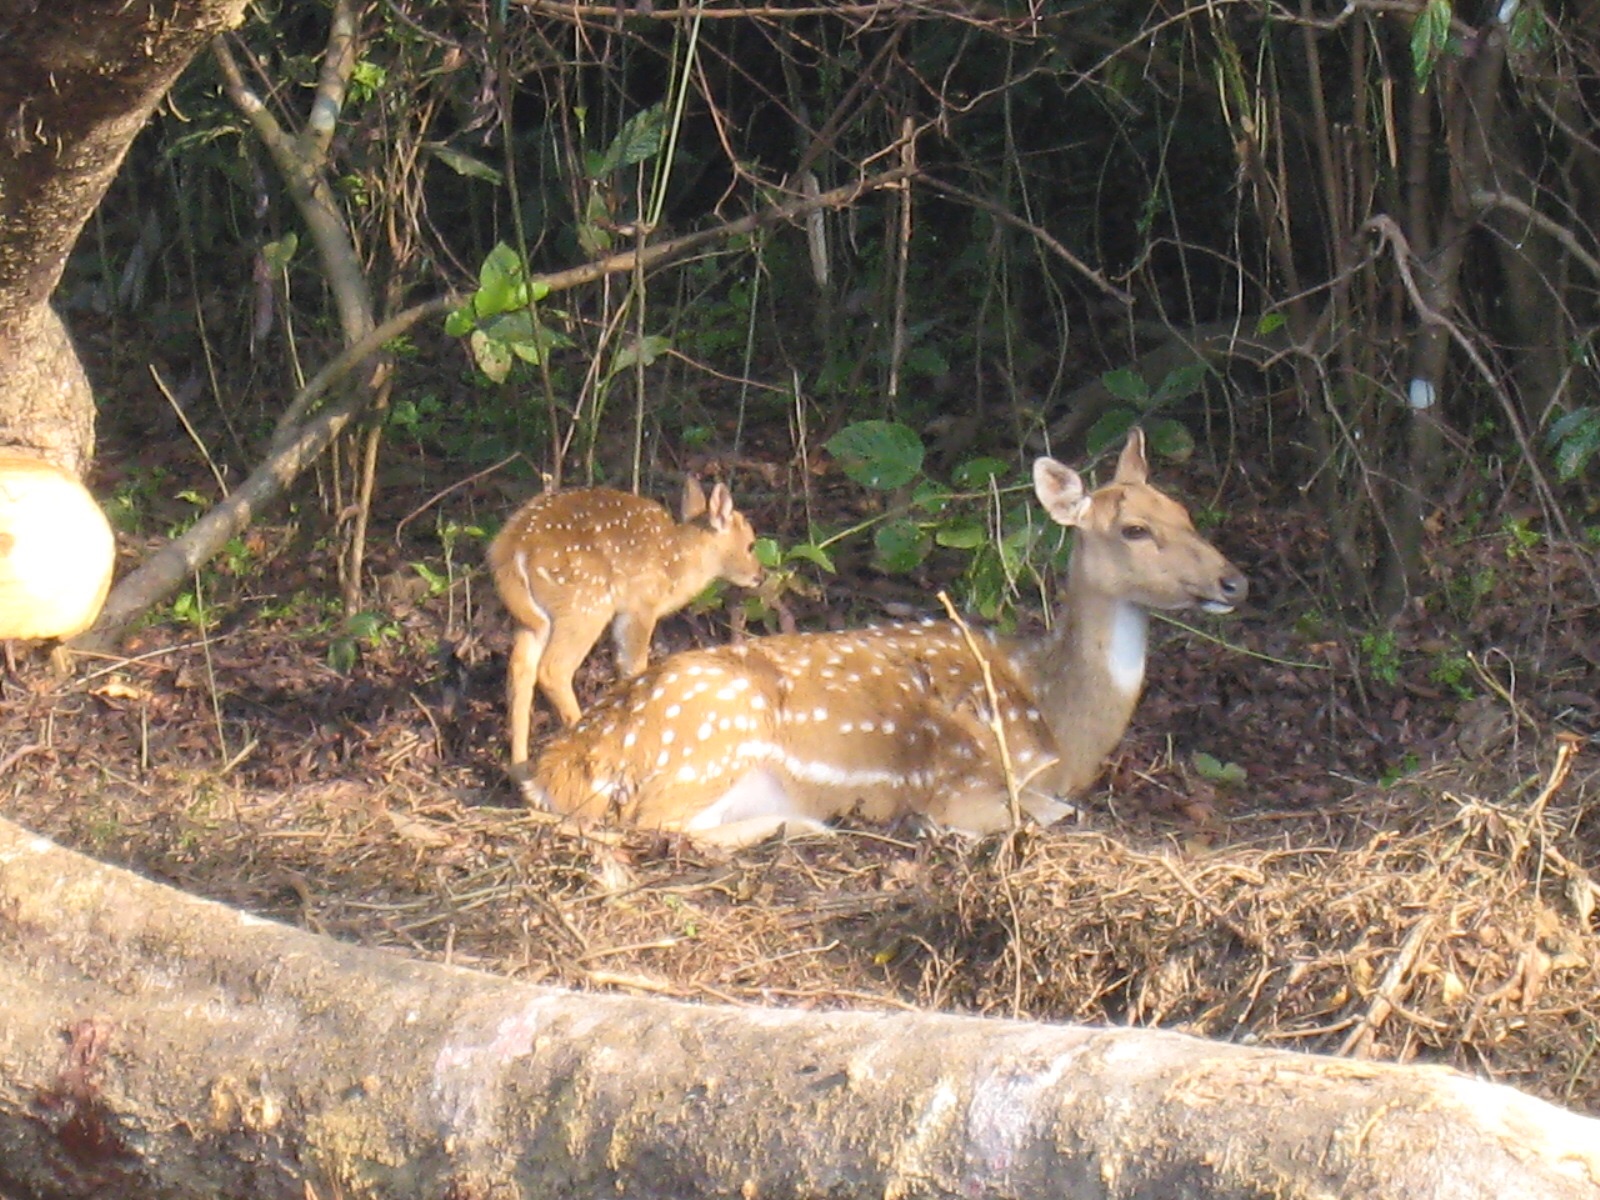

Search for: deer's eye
xmin=1122 ymin=523 xmax=1152 ymax=541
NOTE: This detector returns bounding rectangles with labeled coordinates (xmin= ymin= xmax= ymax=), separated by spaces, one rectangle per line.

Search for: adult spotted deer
xmin=489 ymin=479 xmax=762 ymax=768
xmin=524 ymin=430 xmax=1245 ymax=845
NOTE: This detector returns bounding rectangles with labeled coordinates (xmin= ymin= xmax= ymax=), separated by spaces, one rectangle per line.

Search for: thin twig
xmin=937 ymin=591 xmax=1022 ymax=829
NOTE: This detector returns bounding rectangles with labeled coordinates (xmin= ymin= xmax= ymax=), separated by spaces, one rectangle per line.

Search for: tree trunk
xmin=0 ymin=0 xmax=252 ymax=473
xmin=1 ymin=815 xmax=1595 ymax=1200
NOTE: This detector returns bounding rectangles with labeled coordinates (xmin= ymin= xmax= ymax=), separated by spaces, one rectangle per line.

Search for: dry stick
xmin=1469 ymin=189 xmax=1600 ymax=281
xmin=886 ymin=119 xmax=914 ymax=410
xmin=1509 ymin=734 xmax=1581 ymax=869
xmin=1338 ymin=914 xmax=1436 ymax=1059
xmin=936 ymin=591 xmax=1023 ymax=830
xmin=922 ymin=175 xmax=1132 ymax=303
xmin=393 ymin=452 xmax=525 ymax=545
xmin=536 ymin=164 xmax=917 ymax=297
xmin=1467 ymin=649 xmax=1540 ymax=740
xmin=1147 ymin=853 xmax=1266 ymax=955
xmin=936 ymin=591 xmax=1030 ymax=1019
xmin=149 ymin=365 xmax=229 ymax=498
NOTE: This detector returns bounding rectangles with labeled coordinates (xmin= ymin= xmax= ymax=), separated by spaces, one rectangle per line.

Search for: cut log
xmin=0 ymin=454 xmax=114 ymax=641
xmin=0 ymin=814 xmax=1596 ymax=1200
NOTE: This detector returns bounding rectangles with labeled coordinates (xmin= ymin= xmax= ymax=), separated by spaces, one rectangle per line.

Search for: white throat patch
xmin=1106 ymin=603 xmax=1148 ymax=694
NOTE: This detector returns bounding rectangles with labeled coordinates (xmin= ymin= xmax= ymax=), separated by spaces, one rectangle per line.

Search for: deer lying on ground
xmin=522 ymin=430 xmax=1246 ymax=846
xmin=488 ymin=478 xmax=762 ymax=768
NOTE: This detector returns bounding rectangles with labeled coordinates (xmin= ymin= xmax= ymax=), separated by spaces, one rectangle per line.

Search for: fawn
xmin=488 ymin=478 xmax=762 ymax=769
xmin=523 ymin=429 xmax=1246 ymax=846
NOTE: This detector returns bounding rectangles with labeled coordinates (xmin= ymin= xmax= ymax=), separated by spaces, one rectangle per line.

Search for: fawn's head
xmin=679 ymin=476 xmax=763 ymax=589
xmin=1033 ymin=429 xmax=1246 ymax=613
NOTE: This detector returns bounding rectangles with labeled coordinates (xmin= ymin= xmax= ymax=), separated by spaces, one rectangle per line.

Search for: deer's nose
xmin=1219 ymin=569 xmax=1248 ymax=603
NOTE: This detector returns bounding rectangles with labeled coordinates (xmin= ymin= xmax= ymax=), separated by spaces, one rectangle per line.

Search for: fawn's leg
xmin=610 ymin=608 xmax=658 ymax=678
xmin=536 ymin=608 xmax=610 ymax=726
xmin=507 ymin=612 xmax=552 ymax=765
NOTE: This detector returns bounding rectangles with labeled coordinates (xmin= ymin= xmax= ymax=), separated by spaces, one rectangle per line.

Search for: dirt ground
xmin=3 ymin=439 xmax=1598 ymax=1117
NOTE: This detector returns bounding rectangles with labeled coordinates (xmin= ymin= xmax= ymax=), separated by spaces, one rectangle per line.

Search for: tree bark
xmin=0 ymin=0 xmax=252 ymax=474
xmin=1 ymin=815 xmax=1596 ymax=1200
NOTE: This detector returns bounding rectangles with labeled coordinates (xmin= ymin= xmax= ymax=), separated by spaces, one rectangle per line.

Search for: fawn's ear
xmin=1114 ymin=427 xmax=1148 ymax=486
xmin=679 ymin=475 xmax=709 ymax=521
xmin=706 ymin=482 xmax=735 ymax=531
xmin=1033 ymin=457 xmax=1091 ymax=527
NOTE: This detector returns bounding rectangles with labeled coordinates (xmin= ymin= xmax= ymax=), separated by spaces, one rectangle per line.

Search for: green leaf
xmin=1547 ymin=407 xmax=1600 ymax=481
xmin=1411 ymin=0 xmax=1453 ymax=90
xmin=443 ymin=305 xmax=476 ymax=337
xmin=594 ymin=104 xmax=666 ymax=178
xmin=474 ymin=311 xmax=571 ymax=366
xmin=469 ymin=329 xmax=513 ymax=383
xmin=826 ymin=420 xmax=925 ymax=490
xmin=872 ymin=518 xmax=930 ymax=574
xmin=327 ymin=637 xmax=357 ymax=674
xmin=1100 ymin=367 xmax=1150 ymax=406
xmin=425 ymin=142 xmax=504 ymax=185
xmin=1150 ymin=361 xmax=1209 ymax=407
xmin=412 ymin=561 xmax=449 ymax=597
xmin=608 ymin=334 xmax=673 ymax=377
xmin=935 ymin=515 xmax=987 ymax=549
xmin=752 ymin=537 xmax=783 ymax=569
xmin=476 ymin=243 xmax=529 ymax=316
xmin=784 ymin=541 xmax=836 ymax=573
xmin=910 ymin=479 xmax=949 ymax=513
xmin=965 ymin=545 xmax=1008 ymax=618
xmin=1256 ymin=311 xmax=1286 ymax=336
xmin=903 ymin=343 xmax=950 ymax=377
xmin=1146 ymin=418 xmax=1196 ymax=462
xmin=261 ymin=232 xmax=298 ymax=273
xmin=1192 ymin=751 xmax=1247 ymax=786
xmin=1085 ymin=408 xmax=1139 ymax=457
xmin=951 ymin=456 xmax=1011 ymax=489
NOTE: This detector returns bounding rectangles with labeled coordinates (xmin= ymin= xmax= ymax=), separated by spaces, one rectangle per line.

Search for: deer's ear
xmin=706 ymin=482 xmax=735 ymax=531
xmin=680 ymin=475 xmax=709 ymax=521
xmin=1115 ymin=427 xmax=1149 ymax=486
xmin=1033 ymin=458 xmax=1092 ymax=527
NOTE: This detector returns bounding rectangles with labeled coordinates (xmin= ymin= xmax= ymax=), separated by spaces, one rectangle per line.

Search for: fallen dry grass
xmin=6 ymin=671 xmax=1596 ymax=1114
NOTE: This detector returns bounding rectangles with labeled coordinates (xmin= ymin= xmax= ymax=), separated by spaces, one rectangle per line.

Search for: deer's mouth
xmin=1195 ymin=568 xmax=1247 ymax=613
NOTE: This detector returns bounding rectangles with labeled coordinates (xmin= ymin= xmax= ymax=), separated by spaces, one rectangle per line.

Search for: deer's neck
xmin=1008 ymin=566 xmax=1149 ymax=797
xmin=628 ymin=525 xmax=711 ymax=614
